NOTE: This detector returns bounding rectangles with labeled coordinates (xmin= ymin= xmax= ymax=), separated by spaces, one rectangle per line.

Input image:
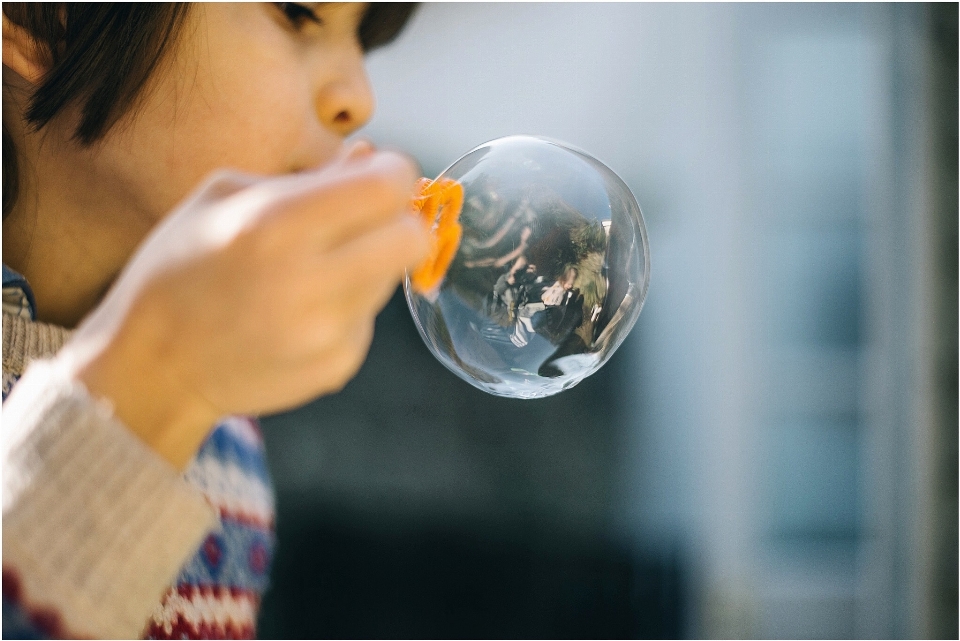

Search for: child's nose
xmin=315 ymin=52 xmax=375 ymax=137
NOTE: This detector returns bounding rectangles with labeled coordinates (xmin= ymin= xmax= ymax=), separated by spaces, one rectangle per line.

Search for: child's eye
xmin=276 ymin=3 xmax=322 ymax=29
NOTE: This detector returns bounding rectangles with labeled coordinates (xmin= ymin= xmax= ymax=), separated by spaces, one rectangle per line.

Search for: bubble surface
xmin=404 ymin=136 xmax=650 ymax=399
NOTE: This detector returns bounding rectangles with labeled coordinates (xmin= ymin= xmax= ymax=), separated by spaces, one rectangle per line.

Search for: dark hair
xmin=2 ymin=2 xmax=419 ymax=220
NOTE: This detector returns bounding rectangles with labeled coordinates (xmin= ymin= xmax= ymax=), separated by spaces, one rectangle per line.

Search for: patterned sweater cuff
xmin=2 ymin=360 xmax=217 ymax=639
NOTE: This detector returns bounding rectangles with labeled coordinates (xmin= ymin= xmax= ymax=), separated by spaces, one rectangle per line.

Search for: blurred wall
xmin=259 ymin=4 xmax=957 ymax=639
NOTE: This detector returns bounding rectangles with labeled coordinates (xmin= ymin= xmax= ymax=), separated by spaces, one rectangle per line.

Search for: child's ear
xmin=2 ymin=12 xmax=51 ymax=85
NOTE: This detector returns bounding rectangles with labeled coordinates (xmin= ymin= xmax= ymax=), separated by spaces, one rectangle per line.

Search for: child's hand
xmin=56 ymin=144 xmax=429 ymax=469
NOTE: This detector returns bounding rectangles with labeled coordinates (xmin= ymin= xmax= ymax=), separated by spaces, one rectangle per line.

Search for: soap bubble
xmin=404 ymin=135 xmax=650 ymax=399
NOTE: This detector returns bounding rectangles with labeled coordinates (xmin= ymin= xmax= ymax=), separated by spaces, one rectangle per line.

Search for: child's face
xmin=80 ymin=3 xmax=376 ymax=222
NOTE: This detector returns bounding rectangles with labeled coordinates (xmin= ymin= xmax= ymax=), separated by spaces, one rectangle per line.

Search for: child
xmin=2 ymin=3 xmax=425 ymax=638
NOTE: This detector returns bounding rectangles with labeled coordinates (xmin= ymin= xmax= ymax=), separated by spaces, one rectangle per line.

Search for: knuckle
xmin=377 ymin=150 xmax=420 ymax=183
xmin=363 ymin=170 xmax=411 ymax=211
xmin=344 ymin=330 xmax=373 ymax=373
xmin=399 ymin=216 xmax=431 ymax=257
xmin=366 ymin=154 xmax=418 ymax=201
xmin=324 ymin=340 xmax=369 ymax=393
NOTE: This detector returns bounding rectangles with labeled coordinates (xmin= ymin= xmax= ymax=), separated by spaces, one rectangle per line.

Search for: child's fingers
xmin=278 ymin=150 xmax=421 ymax=250
xmin=297 ymin=318 xmax=376 ymax=396
xmin=299 ymin=213 xmax=429 ymax=320
xmin=292 ymin=215 xmax=426 ymax=341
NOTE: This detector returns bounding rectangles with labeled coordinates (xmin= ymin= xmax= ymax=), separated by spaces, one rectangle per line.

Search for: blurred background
xmin=257 ymin=3 xmax=957 ymax=639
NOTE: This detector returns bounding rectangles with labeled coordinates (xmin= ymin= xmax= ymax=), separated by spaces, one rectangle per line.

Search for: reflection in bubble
xmin=405 ymin=136 xmax=650 ymax=399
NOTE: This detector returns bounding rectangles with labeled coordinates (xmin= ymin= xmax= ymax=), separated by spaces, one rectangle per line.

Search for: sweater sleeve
xmin=2 ymin=360 xmax=217 ymax=639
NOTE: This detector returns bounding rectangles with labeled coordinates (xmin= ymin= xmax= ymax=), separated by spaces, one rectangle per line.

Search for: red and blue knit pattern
xmin=2 ymin=265 xmax=276 ymax=639
xmin=0 ymin=394 xmax=276 ymax=639
xmin=145 ymin=416 xmax=275 ymax=640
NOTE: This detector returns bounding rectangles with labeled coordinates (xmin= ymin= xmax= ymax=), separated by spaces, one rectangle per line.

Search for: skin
xmin=5 ymin=3 xmax=378 ymax=327
xmin=2 ymin=3 xmax=429 ymax=468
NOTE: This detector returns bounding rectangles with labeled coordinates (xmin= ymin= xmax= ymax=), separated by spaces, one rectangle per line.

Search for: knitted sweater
xmin=2 ymin=265 xmax=275 ymax=639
